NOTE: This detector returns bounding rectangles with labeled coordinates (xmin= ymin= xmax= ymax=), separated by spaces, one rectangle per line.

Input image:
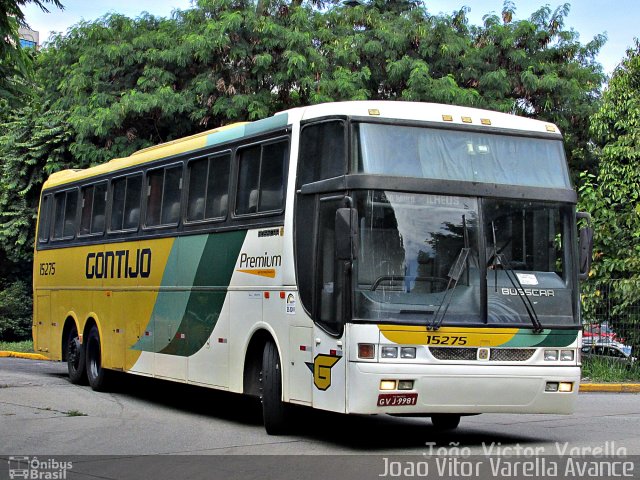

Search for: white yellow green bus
xmin=33 ymin=101 xmax=593 ymax=434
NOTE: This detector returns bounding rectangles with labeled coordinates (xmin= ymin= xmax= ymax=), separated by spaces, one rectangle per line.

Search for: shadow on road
xmin=51 ymin=370 xmax=545 ymax=451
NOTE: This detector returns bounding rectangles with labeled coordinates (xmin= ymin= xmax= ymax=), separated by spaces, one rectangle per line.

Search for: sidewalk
xmin=2 ymin=350 xmax=640 ymax=392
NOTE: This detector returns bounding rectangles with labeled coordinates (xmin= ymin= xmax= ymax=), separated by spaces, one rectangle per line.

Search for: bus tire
xmin=66 ymin=325 xmax=87 ymax=385
xmin=431 ymin=414 xmax=461 ymax=431
xmin=261 ymin=340 xmax=288 ymax=435
xmin=85 ymin=325 xmax=111 ymax=392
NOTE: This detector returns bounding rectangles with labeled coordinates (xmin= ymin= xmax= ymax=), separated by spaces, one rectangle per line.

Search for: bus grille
xmin=429 ymin=347 xmax=477 ymax=361
xmin=428 ymin=347 xmax=536 ymax=362
xmin=489 ymin=348 xmax=536 ymax=362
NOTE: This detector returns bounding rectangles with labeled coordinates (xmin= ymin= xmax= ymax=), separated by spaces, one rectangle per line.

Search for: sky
xmin=23 ymin=0 xmax=639 ymax=76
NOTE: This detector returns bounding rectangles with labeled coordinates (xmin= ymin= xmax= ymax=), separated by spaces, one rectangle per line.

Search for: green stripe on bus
xmin=159 ymin=229 xmax=247 ymax=356
xmin=502 ymin=329 xmax=579 ymax=348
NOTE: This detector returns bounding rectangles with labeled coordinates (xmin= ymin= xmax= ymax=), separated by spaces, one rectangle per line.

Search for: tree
xmin=0 ymin=0 xmax=64 ymax=104
xmin=579 ymin=41 xmax=640 ymax=352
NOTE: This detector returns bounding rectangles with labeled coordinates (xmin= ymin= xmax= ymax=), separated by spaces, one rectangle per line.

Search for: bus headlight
xmin=400 ymin=347 xmax=417 ymax=359
xmin=560 ymin=350 xmax=574 ymax=361
xmin=381 ymin=346 xmax=398 ymax=358
xmin=544 ymin=350 xmax=559 ymax=361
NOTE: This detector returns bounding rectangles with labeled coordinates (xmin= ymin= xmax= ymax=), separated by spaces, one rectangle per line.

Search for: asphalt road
xmin=1 ymin=357 xmax=640 ymax=479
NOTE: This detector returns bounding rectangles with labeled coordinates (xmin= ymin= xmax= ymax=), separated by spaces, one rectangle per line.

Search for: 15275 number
xmin=39 ymin=262 xmax=56 ymax=276
xmin=424 ymin=335 xmax=467 ymax=346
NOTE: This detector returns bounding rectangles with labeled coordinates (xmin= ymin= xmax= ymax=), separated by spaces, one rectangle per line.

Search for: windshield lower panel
xmin=352 ymin=191 xmax=577 ymax=327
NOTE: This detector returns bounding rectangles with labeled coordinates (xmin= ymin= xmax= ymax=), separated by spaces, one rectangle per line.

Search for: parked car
xmin=581 ymin=341 xmax=635 ymax=366
xmin=583 ymin=321 xmax=625 ymax=344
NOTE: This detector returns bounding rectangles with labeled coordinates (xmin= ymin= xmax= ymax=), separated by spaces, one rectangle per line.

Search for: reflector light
xmin=358 ymin=343 xmax=375 ymax=359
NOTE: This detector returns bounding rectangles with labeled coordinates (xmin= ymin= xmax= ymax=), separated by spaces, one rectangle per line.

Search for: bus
xmin=33 ymin=101 xmax=593 ymax=434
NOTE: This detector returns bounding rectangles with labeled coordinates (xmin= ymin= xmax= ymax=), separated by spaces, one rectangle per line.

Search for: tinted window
xmin=236 ymin=140 xmax=287 ymax=216
xmin=80 ymin=182 xmax=107 ymax=236
xmin=38 ymin=195 xmax=52 ymax=243
xmin=187 ymin=153 xmax=230 ymax=222
xmin=146 ymin=165 xmax=183 ymax=227
xmin=110 ymin=174 xmax=142 ymax=232
xmin=52 ymin=189 xmax=78 ymax=240
xmin=298 ymin=121 xmax=346 ymax=187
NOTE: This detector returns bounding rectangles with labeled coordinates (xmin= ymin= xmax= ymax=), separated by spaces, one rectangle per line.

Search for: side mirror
xmin=335 ymin=208 xmax=359 ymax=261
xmin=577 ymin=212 xmax=593 ymax=281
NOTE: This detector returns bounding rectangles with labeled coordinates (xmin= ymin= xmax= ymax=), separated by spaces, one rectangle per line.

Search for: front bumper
xmin=347 ymin=362 xmax=580 ymax=415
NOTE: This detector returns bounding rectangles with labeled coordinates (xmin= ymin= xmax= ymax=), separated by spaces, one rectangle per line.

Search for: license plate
xmin=377 ymin=393 xmax=418 ymax=407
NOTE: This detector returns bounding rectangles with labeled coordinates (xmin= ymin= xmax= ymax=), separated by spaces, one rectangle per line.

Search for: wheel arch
xmin=243 ymin=326 xmax=281 ymax=397
xmin=60 ymin=315 xmax=80 ymax=362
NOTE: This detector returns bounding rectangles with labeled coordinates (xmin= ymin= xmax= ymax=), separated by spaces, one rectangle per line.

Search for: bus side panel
xmin=228 ymin=290 xmax=263 ymax=394
xmin=188 ymin=294 xmax=231 ymax=388
xmin=33 ymin=293 xmax=51 ymax=357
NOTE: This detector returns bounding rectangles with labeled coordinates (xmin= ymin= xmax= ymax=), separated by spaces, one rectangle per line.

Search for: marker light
xmin=380 ymin=380 xmax=397 ymax=391
xmin=358 ymin=344 xmax=375 ymax=359
xmin=544 ymin=350 xmax=559 ymax=361
xmin=560 ymin=350 xmax=575 ymax=362
xmin=381 ymin=346 xmax=398 ymax=358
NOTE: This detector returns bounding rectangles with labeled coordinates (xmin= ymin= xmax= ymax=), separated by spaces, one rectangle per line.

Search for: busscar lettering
xmin=86 ymin=248 xmax=152 ymax=279
xmin=239 ymin=252 xmax=282 ymax=269
xmin=501 ymin=287 xmax=555 ymax=297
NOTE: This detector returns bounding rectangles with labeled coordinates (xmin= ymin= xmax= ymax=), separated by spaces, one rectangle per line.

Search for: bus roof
xmin=43 ymin=101 xmax=561 ymax=190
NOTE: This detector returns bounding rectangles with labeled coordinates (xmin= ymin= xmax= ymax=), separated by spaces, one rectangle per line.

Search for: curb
xmin=580 ymin=383 xmax=640 ymax=393
xmin=0 ymin=351 xmax=50 ymax=361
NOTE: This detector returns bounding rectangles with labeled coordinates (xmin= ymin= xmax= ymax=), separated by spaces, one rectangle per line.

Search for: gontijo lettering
xmin=86 ymin=248 xmax=152 ymax=279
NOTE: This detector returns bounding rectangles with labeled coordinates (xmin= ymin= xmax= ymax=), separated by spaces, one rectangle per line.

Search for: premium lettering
xmin=239 ymin=252 xmax=282 ymax=269
xmin=86 ymin=248 xmax=151 ymax=279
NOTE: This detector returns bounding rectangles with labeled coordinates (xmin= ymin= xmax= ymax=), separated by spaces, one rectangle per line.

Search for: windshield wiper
xmin=489 ymin=222 xmax=543 ymax=333
xmin=428 ymin=247 xmax=470 ymax=331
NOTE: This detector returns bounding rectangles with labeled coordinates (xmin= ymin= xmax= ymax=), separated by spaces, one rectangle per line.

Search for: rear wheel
xmin=85 ymin=325 xmax=111 ymax=391
xmin=261 ymin=340 xmax=288 ymax=435
xmin=431 ymin=414 xmax=461 ymax=431
xmin=66 ymin=325 xmax=86 ymax=385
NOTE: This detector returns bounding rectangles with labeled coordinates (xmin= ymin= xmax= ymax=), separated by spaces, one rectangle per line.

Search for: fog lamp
xmin=380 ymin=380 xmax=397 ymax=391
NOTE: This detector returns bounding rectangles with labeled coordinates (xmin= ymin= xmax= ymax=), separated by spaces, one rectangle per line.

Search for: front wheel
xmin=431 ymin=414 xmax=461 ymax=431
xmin=85 ymin=325 xmax=111 ymax=391
xmin=66 ymin=325 xmax=86 ymax=385
xmin=261 ymin=340 xmax=289 ymax=435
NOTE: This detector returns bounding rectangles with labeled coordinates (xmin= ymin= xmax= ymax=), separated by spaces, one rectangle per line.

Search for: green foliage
xmin=0 ymin=96 xmax=73 ymax=265
xmin=0 ymin=0 xmax=64 ymax=104
xmin=579 ymin=42 xmax=640 ymax=290
xmin=579 ymin=42 xmax=640 ymax=356
xmin=0 ymin=280 xmax=33 ymax=341
xmin=0 ymin=0 xmax=607 ymax=293
xmin=0 ymin=339 xmax=33 ymax=352
xmin=581 ymin=356 xmax=640 ymax=383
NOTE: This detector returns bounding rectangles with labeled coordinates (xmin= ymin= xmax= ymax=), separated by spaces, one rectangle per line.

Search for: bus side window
xmin=38 ymin=195 xmax=52 ymax=243
xmin=235 ymin=140 xmax=288 ymax=216
xmin=80 ymin=182 xmax=107 ymax=236
xmin=110 ymin=174 xmax=142 ymax=232
xmin=52 ymin=189 xmax=78 ymax=240
xmin=298 ymin=121 xmax=346 ymax=187
xmin=146 ymin=164 xmax=183 ymax=227
xmin=186 ymin=153 xmax=231 ymax=222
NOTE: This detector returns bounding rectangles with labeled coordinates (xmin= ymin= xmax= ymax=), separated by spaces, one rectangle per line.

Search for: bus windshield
xmin=353 ymin=123 xmax=571 ymax=189
xmin=353 ymin=191 xmax=576 ymax=327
